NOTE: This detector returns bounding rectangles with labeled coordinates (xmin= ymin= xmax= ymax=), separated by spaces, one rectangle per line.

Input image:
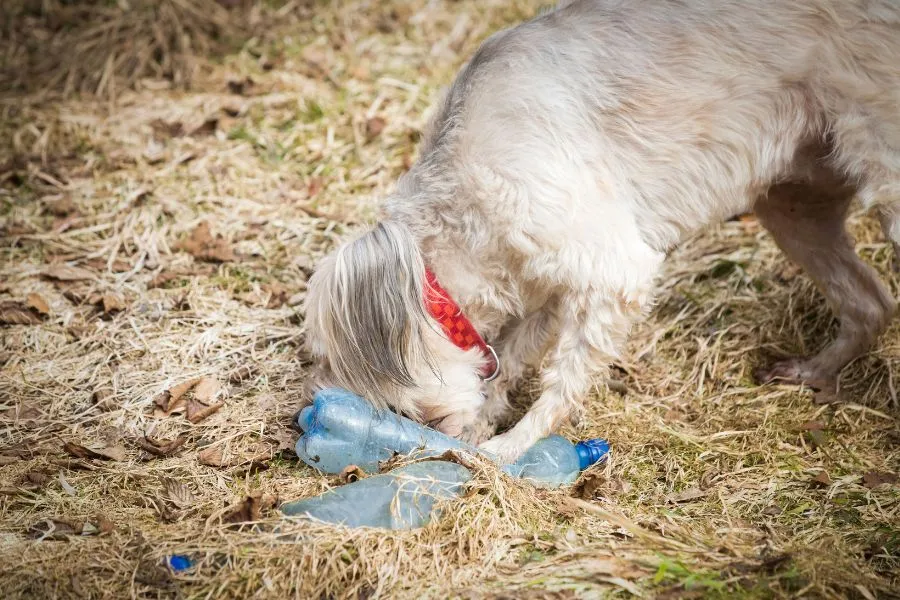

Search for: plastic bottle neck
xmin=574 ymin=438 xmax=610 ymax=470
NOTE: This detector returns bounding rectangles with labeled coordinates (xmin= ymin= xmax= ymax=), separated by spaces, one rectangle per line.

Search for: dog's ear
xmin=304 ymin=221 xmax=436 ymax=408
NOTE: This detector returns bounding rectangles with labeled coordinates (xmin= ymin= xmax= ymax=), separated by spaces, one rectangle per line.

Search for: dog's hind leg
xmin=753 ymin=178 xmax=896 ymax=387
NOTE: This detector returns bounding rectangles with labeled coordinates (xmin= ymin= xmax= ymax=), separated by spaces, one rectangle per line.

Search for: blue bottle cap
xmin=167 ymin=555 xmax=192 ymax=572
xmin=574 ymin=438 xmax=610 ymax=470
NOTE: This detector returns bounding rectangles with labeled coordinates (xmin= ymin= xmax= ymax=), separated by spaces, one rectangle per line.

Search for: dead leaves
xmin=665 ymin=487 xmax=707 ymax=504
xmin=811 ymin=471 xmax=832 ymax=486
xmin=236 ymin=282 xmax=290 ymax=308
xmin=221 ymin=492 xmax=278 ymax=525
xmin=154 ymin=377 xmax=224 ymax=424
xmin=197 ymin=445 xmax=226 ymax=467
xmin=27 ymin=292 xmax=51 ymax=315
xmin=365 ymin=116 xmax=386 ymax=141
xmin=0 ymin=300 xmax=46 ymax=325
xmin=63 ymin=442 xmax=127 ymax=462
xmin=137 ymin=435 xmax=188 ymax=457
xmin=27 ymin=516 xmax=114 ymax=540
xmin=187 ymin=400 xmax=224 ymax=424
xmin=228 ymin=364 xmax=256 ymax=384
xmin=156 ymin=377 xmax=201 ymax=413
xmin=43 ymin=264 xmax=96 ymax=282
xmin=101 ymin=292 xmax=127 ymax=314
xmin=0 ymin=291 xmax=51 ymax=326
xmin=798 ymin=420 xmax=828 ymax=448
xmin=161 ymin=477 xmax=195 ymax=510
xmin=188 ymin=377 xmax=224 ymax=423
xmin=197 ymin=441 xmax=278 ymax=472
xmin=176 ymin=221 xmax=236 ymax=263
xmin=572 ymin=472 xmax=606 ymax=501
xmin=340 ymin=464 xmax=365 ymax=483
xmin=862 ymin=471 xmax=898 ymax=490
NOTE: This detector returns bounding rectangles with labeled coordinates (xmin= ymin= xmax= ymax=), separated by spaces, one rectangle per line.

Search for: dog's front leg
xmin=479 ymin=289 xmax=633 ymax=463
xmin=459 ymin=307 xmax=559 ymax=444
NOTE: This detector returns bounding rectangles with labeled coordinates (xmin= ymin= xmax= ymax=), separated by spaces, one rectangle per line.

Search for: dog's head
xmin=303 ymin=220 xmax=487 ymax=437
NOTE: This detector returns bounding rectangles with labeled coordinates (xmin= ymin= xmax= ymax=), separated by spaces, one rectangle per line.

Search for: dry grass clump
xmin=1 ymin=0 xmax=899 ymax=598
xmin=0 ymin=0 xmax=246 ymax=101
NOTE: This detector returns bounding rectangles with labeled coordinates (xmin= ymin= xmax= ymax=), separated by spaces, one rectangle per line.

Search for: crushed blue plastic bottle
xmin=295 ymin=388 xmax=609 ymax=488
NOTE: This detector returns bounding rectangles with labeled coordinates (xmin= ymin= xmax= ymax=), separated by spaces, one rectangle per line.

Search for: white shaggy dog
xmin=304 ymin=0 xmax=900 ymax=463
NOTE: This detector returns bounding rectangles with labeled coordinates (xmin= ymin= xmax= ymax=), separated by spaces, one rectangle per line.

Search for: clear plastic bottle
xmin=280 ymin=460 xmax=472 ymax=529
xmin=294 ymin=388 xmax=609 ymax=488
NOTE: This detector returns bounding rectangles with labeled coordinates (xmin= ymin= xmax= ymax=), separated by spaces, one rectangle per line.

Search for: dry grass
xmin=1 ymin=1 xmax=898 ymax=598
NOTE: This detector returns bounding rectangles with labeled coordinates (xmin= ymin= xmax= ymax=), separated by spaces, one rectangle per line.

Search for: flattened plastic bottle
xmin=280 ymin=460 xmax=472 ymax=529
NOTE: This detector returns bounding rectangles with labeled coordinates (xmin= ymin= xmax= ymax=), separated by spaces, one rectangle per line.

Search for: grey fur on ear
xmin=304 ymin=220 xmax=437 ymax=408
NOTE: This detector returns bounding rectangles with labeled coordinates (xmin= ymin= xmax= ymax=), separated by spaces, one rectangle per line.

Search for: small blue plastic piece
xmin=167 ymin=555 xmax=192 ymax=572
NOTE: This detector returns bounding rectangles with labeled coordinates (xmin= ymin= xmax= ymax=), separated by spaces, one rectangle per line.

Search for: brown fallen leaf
xmin=811 ymin=471 xmax=832 ymax=486
xmin=43 ymin=265 xmax=95 ymax=282
xmin=161 ymin=477 xmax=195 ymax=510
xmin=263 ymin=282 xmax=290 ymax=308
xmin=91 ymin=388 xmax=117 ymax=411
xmin=223 ymin=492 xmax=278 ymax=525
xmin=101 ymin=292 xmax=127 ymax=314
xmin=862 ymin=471 xmax=898 ymax=489
xmin=148 ymin=271 xmax=181 ymax=288
xmin=805 ymin=429 xmax=827 ymax=449
xmin=61 ymin=287 xmax=90 ymax=305
xmin=27 ymin=518 xmax=81 ymax=540
xmin=155 ymin=378 xmax=201 ymax=414
xmin=82 ymin=257 xmax=132 ymax=273
xmin=0 ymin=301 xmax=43 ymax=325
xmin=228 ymin=365 xmax=256 ymax=384
xmin=150 ymin=118 xmax=185 ymax=138
xmin=137 ymin=435 xmax=187 ymax=457
xmin=24 ymin=472 xmax=51 ymax=487
xmin=42 ymin=195 xmax=77 ymax=217
xmin=26 ymin=293 xmax=51 ymax=316
xmin=63 ymin=442 xmax=127 ymax=461
xmin=96 ymin=513 xmax=116 ymax=534
xmin=170 ymin=378 xmax=201 ymax=402
xmin=306 ymin=176 xmax=324 ymax=199
xmin=340 ymin=464 xmax=366 ymax=483
xmin=572 ymin=472 xmax=606 ymax=501
xmin=800 ymin=421 xmax=825 ymax=431
xmin=666 ymin=488 xmax=707 ymax=504
xmin=193 ymin=377 xmax=220 ymax=403
xmin=186 ymin=400 xmax=224 ymax=424
xmin=198 ymin=445 xmax=226 ymax=467
xmin=176 ymin=221 xmax=235 ymax=263
xmin=365 ymin=116 xmax=386 ymax=140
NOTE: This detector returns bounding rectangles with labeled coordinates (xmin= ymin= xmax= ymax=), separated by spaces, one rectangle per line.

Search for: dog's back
xmin=399 ymin=0 xmax=900 ymax=253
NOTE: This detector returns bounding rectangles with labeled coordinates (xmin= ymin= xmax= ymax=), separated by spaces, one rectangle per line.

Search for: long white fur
xmin=305 ymin=0 xmax=900 ymax=462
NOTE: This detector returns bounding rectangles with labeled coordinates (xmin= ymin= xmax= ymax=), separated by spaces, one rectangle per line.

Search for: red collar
xmin=424 ymin=269 xmax=500 ymax=381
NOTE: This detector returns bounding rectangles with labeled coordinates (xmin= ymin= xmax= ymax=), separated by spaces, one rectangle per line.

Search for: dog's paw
xmin=478 ymin=431 xmax=531 ymax=464
xmin=457 ymin=419 xmax=497 ymax=446
xmin=753 ymin=358 xmax=833 ymax=390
